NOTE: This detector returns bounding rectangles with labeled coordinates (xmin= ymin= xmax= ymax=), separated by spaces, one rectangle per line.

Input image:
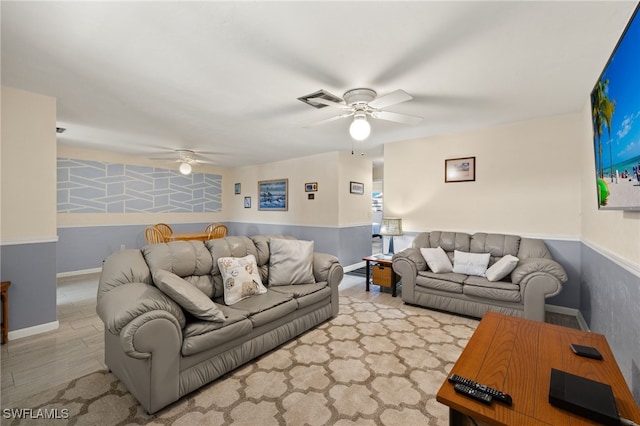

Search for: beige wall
xmin=229 ymin=151 xmax=372 ymax=228
xmin=56 ymin=145 xmax=231 ymax=227
xmin=384 ymin=113 xmax=583 ymax=238
xmin=1 ymin=87 xmax=57 ymax=243
xmin=579 ymin=102 xmax=640 ymax=268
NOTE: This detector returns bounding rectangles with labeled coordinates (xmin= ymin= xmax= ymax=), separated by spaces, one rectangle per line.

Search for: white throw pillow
xmin=217 ymin=254 xmax=267 ymax=305
xmin=485 ymin=254 xmax=519 ymax=282
xmin=269 ymin=238 xmax=316 ymax=286
xmin=153 ymin=269 xmax=226 ymax=322
xmin=420 ymin=247 xmax=453 ymax=273
xmin=453 ymin=250 xmax=491 ymax=277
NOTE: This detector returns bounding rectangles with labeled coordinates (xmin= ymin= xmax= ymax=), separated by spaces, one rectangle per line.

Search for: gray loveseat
xmin=97 ymin=235 xmax=343 ymax=413
xmin=392 ymin=231 xmax=567 ymax=322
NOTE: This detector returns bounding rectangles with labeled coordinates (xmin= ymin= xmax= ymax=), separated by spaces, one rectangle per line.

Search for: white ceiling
xmin=1 ymin=1 xmax=637 ymax=168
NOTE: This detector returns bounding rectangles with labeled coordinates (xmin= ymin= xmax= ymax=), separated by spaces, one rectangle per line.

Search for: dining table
xmin=166 ymin=231 xmax=209 ymax=242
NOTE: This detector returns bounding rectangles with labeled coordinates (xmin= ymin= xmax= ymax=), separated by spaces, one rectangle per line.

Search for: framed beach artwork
xmin=305 ymin=182 xmax=318 ymax=192
xmin=445 ymin=157 xmax=476 ymax=183
xmin=234 ymin=183 xmax=241 ymax=194
xmin=244 ymin=196 xmax=251 ymax=208
xmin=258 ymin=179 xmax=288 ymax=211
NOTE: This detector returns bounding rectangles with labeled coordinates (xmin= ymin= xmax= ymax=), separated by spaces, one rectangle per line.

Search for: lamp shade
xmin=379 ymin=218 xmax=403 ymax=236
xmin=349 ymin=115 xmax=371 ymax=141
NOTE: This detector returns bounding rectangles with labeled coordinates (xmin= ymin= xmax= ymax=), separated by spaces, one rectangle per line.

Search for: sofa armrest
xmin=392 ymin=248 xmax=427 ymax=272
xmin=511 ymin=258 xmax=568 ymax=285
xmin=392 ymin=248 xmax=425 ymax=304
xmin=313 ymin=252 xmax=344 ymax=286
xmin=97 ymin=282 xmax=186 ymax=358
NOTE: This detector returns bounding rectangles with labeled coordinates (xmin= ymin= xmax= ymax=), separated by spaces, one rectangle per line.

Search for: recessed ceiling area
xmin=1 ymin=2 xmax=636 ymax=167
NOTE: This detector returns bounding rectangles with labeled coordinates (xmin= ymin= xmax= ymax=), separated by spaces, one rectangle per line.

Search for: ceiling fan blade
xmin=308 ymin=97 xmax=351 ymax=110
xmin=368 ymin=89 xmax=413 ymax=109
xmin=372 ymin=110 xmax=423 ymax=125
xmin=306 ymin=112 xmax=353 ymax=127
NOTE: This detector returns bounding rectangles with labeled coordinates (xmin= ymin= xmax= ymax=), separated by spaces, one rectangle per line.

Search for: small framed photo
xmin=234 ymin=183 xmax=241 ymax=194
xmin=244 ymin=196 xmax=251 ymax=208
xmin=305 ymin=182 xmax=318 ymax=192
xmin=308 ymin=193 xmax=315 ymax=200
xmin=258 ymin=179 xmax=288 ymax=211
xmin=445 ymin=157 xmax=476 ymax=183
xmin=350 ymin=181 xmax=364 ymax=195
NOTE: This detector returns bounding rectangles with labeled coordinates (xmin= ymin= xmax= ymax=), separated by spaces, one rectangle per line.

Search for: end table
xmin=362 ymin=255 xmax=399 ymax=297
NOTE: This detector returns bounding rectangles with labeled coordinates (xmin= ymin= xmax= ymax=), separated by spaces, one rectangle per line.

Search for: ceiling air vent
xmin=297 ymin=89 xmax=343 ymax=109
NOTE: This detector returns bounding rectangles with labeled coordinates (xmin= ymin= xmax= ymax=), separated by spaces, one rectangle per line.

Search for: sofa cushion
xmin=420 ymin=247 xmax=453 ymax=273
xmin=183 ymin=304 xmax=249 ymax=338
xmin=153 ymin=269 xmax=226 ymax=322
xmin=270 ymin=283 xmax=330 ymax=309
xmin=416 ymin=274 xmax=464 ymax=293
xmin=452 ymin=250 xmax=491 ymax=277
xmin=228 ymin=290 xmax=296 ymax=328
xmin=463 ymin=276 xmax=521 ymax=302
xmin=269 ymin=238 xmax=316 ymax=286
xmin=485 ymin=255 xmax=519 ymax=282
xmin=217 ymin=255 xmax=267 ymax=305
xmin=182 ymin=317 xmax=253 ymax=356
xmin=470 ymin=233 xmax=521 ymax=259
xmin=143 ymin=241 xmax=215 ymax=297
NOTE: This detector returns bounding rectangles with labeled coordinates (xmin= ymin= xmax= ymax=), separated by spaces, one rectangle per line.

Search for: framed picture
xmin=258 ymin=179 xmax=288 ymax=211
xmin=350 ymin=181 xmax=364 ymax=195
xmin=305 ymin=182 xmax=318 ymax=192
xmin=445 ymin=157 xmax=476 ymax=183
xmin=234 ymin=183 xmax=241 ymax=194
xmin=308 ymin=193 xmax=315 ymax=200
xmin=244 ymin=196 xmax=251 ymax=208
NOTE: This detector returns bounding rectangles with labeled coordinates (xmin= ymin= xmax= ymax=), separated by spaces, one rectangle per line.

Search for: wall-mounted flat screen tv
xmin=590 ymin=3 xmax=640 ymax=211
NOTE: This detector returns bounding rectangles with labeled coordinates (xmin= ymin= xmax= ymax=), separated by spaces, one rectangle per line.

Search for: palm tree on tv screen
xmin=592 ymin=79 xmax=615 ymax=181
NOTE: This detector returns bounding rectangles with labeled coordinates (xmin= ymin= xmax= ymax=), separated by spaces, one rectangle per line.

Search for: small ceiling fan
xmin=300 ymin=88 xmax=423 ymax=140
xmin=149 ymin=149 xmax=217 ymax=175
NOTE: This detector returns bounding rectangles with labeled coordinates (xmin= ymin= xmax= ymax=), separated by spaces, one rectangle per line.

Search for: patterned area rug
xmin=7 ymin=296 xmax=479 ymax=425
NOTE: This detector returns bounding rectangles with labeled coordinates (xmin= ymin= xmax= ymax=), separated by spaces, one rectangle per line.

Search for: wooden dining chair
xmin=155 ymin=223 xmax=173 ymax=240
xmin=207 ymin=224 xmax=228 ymax=240
xmin=204 ymin=222 xmax=221 ymax=235
xmin=145 ymin=226 xmax=166 ymax=244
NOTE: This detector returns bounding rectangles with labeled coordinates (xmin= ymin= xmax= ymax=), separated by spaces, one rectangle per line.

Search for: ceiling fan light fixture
xmin=179 ymin=162 xmax=192 ymax=175
xmin=349 ymin=114 xmax=371 ymax=141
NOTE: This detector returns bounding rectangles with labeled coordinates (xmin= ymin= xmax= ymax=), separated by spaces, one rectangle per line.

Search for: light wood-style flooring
xmin=0 ymin=271 xmax=395 ymax=407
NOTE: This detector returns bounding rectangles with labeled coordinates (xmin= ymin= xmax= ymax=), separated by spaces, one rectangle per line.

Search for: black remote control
xmin=453 ymin=383 xmax=493 ymax=405
xmin=448 ymin=374 xmax=513 ymax=405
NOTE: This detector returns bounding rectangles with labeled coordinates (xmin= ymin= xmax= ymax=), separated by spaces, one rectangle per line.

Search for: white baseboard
xmin=343 ymin=261 xmax=366 ymax=273
xmin=546 ymin=304 xmax=589 ymax=331
xmin=57 ymin=267 xmax=102 ymax=279
xmin=8 ymin=320 xmax=59 ymax=341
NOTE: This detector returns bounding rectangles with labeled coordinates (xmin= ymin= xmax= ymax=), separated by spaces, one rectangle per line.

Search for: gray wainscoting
xmin=581 ymin=244 xmax=640 ymax=404
xmin=0 ymin=241 xmax=57 ymax=331
xmin=56 ymin=223 xmax=212 ymax=273
xmin=57 ymin=223 xmax=372 ymax=274
xmin=544 ymin=239 xmax=581 ymax=309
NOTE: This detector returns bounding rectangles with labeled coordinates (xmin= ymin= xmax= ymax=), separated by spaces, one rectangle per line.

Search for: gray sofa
xmin=97 ymin=235 xmax=343 ymax=414
xmin=392 ymin=231 xmax=567 ymax=322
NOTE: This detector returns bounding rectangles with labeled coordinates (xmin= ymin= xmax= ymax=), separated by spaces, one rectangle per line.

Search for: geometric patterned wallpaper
xmin=57 ymin=158 xmax=222 ymax=213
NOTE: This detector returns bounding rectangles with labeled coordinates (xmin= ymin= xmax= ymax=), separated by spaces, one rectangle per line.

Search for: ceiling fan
xmin=149 ymin=149 xmax=217 ymax=175
xmin=300 ymin=88 xmax=423 ymax=141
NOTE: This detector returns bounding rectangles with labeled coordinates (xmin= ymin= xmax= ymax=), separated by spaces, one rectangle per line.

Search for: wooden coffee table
xmin=437 ymin=312 xmax=640 ymax=425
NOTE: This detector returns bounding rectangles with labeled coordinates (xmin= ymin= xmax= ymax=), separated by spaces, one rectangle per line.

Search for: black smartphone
xmin=570 ymin=343 xmax=603 ymax=360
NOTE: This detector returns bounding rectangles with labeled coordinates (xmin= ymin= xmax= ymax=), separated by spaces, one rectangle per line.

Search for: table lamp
xmin=380 ymin=217 xmax=403 ymax=255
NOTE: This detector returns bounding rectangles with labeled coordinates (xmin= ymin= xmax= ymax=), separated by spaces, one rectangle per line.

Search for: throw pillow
xmin=217 ymin=254 xmax=267 ymax=305
xmin=452 ymin=250 xmax=491 ymax=277
xmin=153 ymin=269 xmax=226 ymax=322
xmin=269 ymin=238 xmax=316 ymax=286
xmin=485 ymin=254 xmax=519 ymax=282
xmin=419 ymin=247 xmax=453 ymax=273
